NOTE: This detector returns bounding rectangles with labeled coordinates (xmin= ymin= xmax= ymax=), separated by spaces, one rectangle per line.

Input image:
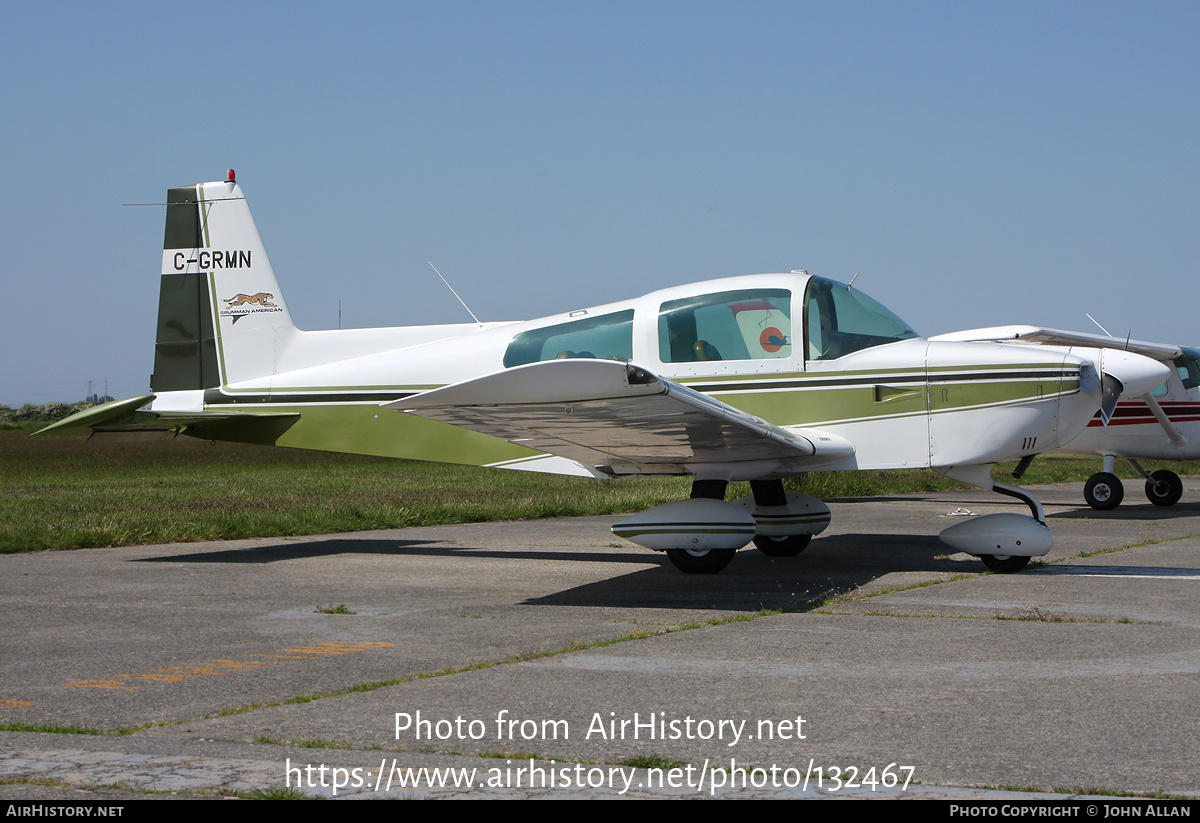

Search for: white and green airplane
xmin=43 ymin=171 xmax=1172 ymax=574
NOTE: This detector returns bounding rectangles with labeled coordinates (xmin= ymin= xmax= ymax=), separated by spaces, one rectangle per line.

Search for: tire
xmin=1084 ymin=472 xmax=1124 ymax=510
xmin=979 ymin=554 xmax=1031 ymax=574
xmin=1145 ymin=470 xmax=1184 ymax=507
xmin=665 ymin=548 xmax=736 ymax=574
xmin=753 ymin=533 xmax=812 ymax=557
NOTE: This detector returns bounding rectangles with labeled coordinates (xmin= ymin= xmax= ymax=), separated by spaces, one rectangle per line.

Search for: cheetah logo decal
xmin=224 ymin=292 xmax=277 ymax=308
xmin=221 ymin=292 xmax=283 ymax=324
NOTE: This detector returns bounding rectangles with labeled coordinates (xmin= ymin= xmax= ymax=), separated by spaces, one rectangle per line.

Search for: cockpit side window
xmin=803 ymin=276 xmax=917 ymax=361
xmin=503 ymin=310 xmax=634 ymax=368
xmin=1174 ymin=348 xmax=1200 ymax=390
xmin=658 ymin=289 xmax=791 ymax=363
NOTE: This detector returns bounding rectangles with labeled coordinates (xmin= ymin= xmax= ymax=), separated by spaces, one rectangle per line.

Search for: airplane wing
xmin=929 ymin=325 xmax=1183 ymax=362
xmin=387 ymin=360 xmax=855 ymax=477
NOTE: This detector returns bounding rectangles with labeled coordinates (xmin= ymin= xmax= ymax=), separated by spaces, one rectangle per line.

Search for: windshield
xmin=803 ymin=276 xmax=918 ymax=361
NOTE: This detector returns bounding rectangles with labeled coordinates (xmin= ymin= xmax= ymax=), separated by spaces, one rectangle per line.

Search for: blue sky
xmin=2 ymin=1 xmax=1197 ymax=403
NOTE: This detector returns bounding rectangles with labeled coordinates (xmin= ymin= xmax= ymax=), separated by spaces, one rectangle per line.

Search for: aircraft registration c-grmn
xmin=43 ymin=172 xmax=1173 ymax=574
xmin=933 ymin=326 xmax=1200 ymax=512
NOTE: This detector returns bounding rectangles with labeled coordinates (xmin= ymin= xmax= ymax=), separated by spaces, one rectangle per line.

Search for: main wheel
xmin=979 ymin=554 xmax=1031 ymax=574
xmin=1145 ymin=469 xmax=1183 ymax=507
xmin=665 ymin=548 xmax=736 ymax=574
xmin=1084 ymin=472 xmax=1124 ymax=510
xmin=753 ymin=533 xmax=812 ymax=557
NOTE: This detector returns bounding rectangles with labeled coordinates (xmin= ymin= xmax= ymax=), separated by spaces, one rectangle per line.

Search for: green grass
xmin=4 ymin=432 xmax=1199 ymax=554
xmin=0 ymin=720 xmax=150 ymax=735
xmin=0 ymin=776 xmax=317 ymax=800
xmin=989 ymin=783 xmax=1189 ymax=800
xmin=253 ymin=735 xmax=354 ymax=750
xmin=239 ymin=787 xmax=324 ymax=799
xmin=0 ymin=432 xmax=690 ymax=553
xmin=0 ymin=721 xmax=108 ymax=735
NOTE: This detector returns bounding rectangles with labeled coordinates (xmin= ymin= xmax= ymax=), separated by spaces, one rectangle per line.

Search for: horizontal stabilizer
xmin=35 ymin=395 xmax=157 ymax=435
xmin=389 ymin=360 xmax=854 ymax=476
xmin=35 ymin=394 xmax=297 ymax=437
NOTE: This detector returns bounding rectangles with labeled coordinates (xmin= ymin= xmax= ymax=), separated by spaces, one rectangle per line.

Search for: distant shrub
xmin=0 ymin=401 xmax=94 ymax=428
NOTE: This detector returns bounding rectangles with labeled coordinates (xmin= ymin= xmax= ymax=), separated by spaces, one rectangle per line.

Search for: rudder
xmin=152 ymin=172 xmax=294 ymax=392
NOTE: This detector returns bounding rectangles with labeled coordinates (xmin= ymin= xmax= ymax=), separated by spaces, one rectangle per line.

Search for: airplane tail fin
xmin=152 ymin=171 xmax=295 ymax=392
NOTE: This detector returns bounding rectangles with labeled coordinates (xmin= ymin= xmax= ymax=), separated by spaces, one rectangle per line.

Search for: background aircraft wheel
xmin=665 ymin=548 xmax=735 ymax=574
xmin=979 ymin=554 xmax=1031 ymax=574
xmin=753 ymin=533 xmax=812 ymax=557
xmin=1084 ymin=472 xmax=1124 ymax=510
xmin=1145 ymin=470 xmax=1183 ymax=507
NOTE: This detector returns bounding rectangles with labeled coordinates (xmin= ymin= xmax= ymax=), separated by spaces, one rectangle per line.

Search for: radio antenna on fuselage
xmin=1085 ymin=313 xmax=1112 ymax=337
xmin=428 ymin=262 xmax=483 ymax=328
xmin=1086 ymin=313 xmax=1133 ymax=351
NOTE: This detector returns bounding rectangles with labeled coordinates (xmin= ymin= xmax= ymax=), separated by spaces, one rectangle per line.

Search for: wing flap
xmin=388 ymin=360 xmax=854 ymax=476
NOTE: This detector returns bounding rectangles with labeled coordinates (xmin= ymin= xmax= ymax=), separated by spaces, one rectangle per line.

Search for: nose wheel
xmin=1146 ymin=469 xmax=1183 ymax=506
xmin=979 ymin=554 xmax=1031 ymax=574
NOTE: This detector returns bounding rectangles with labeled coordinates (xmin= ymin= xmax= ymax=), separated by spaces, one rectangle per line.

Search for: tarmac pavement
xmin=2 ymin=479 xmax=1199 ymax=799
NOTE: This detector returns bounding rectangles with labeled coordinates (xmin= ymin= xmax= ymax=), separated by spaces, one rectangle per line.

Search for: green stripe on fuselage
xmin=686 ymin=367 xmax=1079 ymax=429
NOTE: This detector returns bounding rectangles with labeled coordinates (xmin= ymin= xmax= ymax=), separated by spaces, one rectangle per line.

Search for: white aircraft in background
xmin=933 ymin=326 xmax=1199 ymax=511
xmin=43 ymin=172 xmax=1171 ymax=574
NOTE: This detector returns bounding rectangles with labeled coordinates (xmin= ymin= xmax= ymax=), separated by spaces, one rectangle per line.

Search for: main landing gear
xmin=741 ymin=479 xmax=823 ymax=557
xmin=664 ymin=546 xmax=737 ymax=574
xmin=663 ymin=479 xmax=738 ymax=574
xmin=753 ymin=533 xmax=813 ymax=557
xmin=1083 ymin=456 xmax=1184 ymax=510
xmin=609 ymin=478 xmax=830 ymax=573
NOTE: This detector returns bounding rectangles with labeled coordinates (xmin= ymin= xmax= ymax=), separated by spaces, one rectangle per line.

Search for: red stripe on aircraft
xmin=1086 ymin=401 xmax=1200 ymax=427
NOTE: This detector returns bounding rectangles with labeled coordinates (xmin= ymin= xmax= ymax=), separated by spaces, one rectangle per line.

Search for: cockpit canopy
xmin=501 ymin=273 xmax=920 ymax=370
